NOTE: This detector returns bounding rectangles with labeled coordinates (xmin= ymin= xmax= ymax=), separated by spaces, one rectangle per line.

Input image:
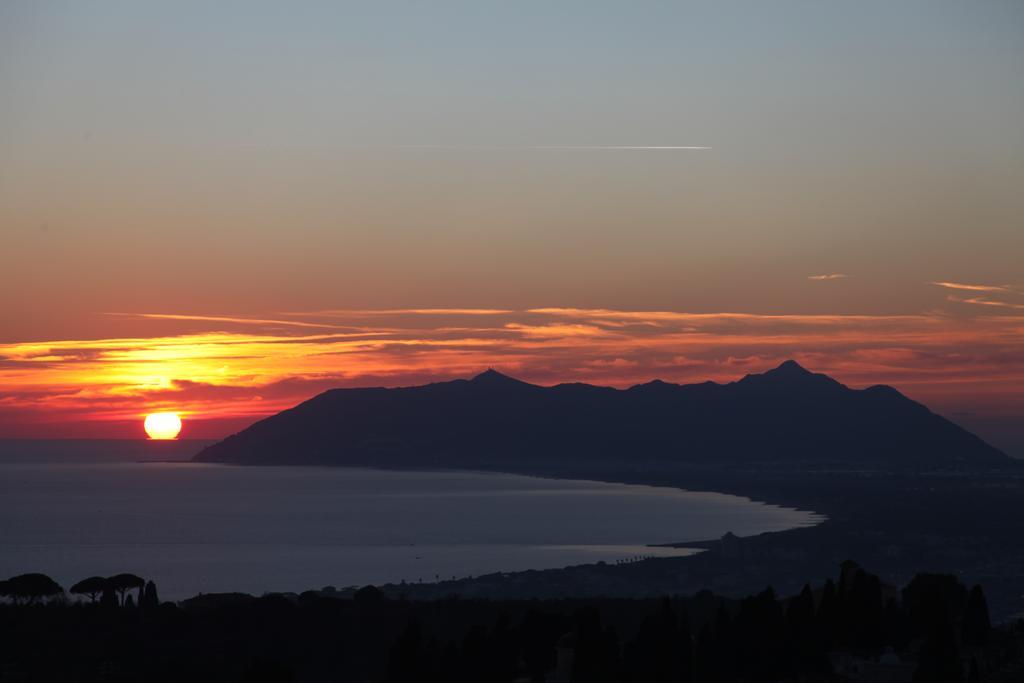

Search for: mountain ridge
xmin=194 ymin=361 xmax=1008 ymax=469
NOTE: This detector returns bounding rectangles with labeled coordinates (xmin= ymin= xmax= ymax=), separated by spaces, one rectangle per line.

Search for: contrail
xmin=389 ymin=145 xmax=712 ymax=150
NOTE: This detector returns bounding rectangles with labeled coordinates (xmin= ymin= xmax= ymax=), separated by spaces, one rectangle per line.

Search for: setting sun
xmin=144 ymin=412 xmax=182 ymax=440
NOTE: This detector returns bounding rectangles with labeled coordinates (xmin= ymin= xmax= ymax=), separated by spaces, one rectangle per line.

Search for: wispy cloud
xmin=107 ymin=312 xmax=365 ymax=331
xmin=286 ymin=308 xmax=514 ymax=317
xmin=808 ymin=273 xmax=848 ymax=281
xmin=386 ymin=145 xmax=712 ymax=151
xmin=947 ymin=296 xmax=1024 ymax=311
xmin=930 ymin=281 xmax=1014 ymax=294
xmin=934 ymin=281 xmax=1024 ymax=312
xmin=527 ymin=308 xmax=931 ymax=325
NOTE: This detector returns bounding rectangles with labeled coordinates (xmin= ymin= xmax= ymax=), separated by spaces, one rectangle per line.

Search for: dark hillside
xmin=195 ymin=361 xmax=1007 ymax=470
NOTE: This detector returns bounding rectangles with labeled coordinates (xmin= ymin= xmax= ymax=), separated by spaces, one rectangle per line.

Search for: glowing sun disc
xmin=144 ymin=412 xmax=182 ymax=440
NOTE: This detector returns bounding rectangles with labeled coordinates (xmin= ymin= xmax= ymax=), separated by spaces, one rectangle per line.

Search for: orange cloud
xmin=1 ymin=307 xmax=1022 ymax=441
xmin=108 ymin=312 xmax=364 ymax=330
xmin=946 ymin=296 xmax=1024 ymax=311
xmin=284 ymin=308 xmax=515 ymax=317
xmin=930 ymin=281 xmax=1015 ymax=294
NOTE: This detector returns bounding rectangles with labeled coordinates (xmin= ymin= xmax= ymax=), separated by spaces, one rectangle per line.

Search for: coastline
xmin=7 ymin=441 xmax=1024 ymax=620
xmin=307 ymin=459 xmax=1024 ymax=621
xmin=1 ymin=456 xmax=818 ymax=601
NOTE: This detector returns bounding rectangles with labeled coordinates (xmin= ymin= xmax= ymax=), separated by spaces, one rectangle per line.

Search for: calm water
xmin=0 ymin=447 xmax=820 ymax=599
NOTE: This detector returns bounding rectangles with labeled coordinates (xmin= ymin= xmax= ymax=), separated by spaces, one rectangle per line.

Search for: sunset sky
xmin=1 ymin=2 xmax=1022 ymax=454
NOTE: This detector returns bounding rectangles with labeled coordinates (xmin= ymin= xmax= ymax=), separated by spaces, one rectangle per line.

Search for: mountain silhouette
xmin=194 ymin=361 xmax=1007 ymax=469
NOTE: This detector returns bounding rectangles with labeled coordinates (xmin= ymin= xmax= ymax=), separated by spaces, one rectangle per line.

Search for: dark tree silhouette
xmin=386 ymin=620 xmax=425 ymax=683
xmin=1 ymin=574 xmax=63 ymax=604
xmin=519 ymin=609 xmax=559 ymax=682
xmin=711 ymin=602 xmax=737 ymax=683
xmin=733 ymin=587 xmax=787 ymax=681
xmin=788 ymin=583 xmax=829 ymax=674
xmin=354 ymin=584 xmax=385 ymax=606
xmin=963 ymin=585 xmax=992 ymax=648
xmin=625 ymin=597 xmax=689 ymax=683
xmin=239 ymin=658 xmax=296 ymax=683
xmin=140 ymin=580 xmax=160 ymax=609
xmin=692 ymin=624 xmax=717 ymax=683
xmin=967 ymin=657 xmax=981 ymax=683
xmin=107 ymin=573 xmax=145 ymax=607
xmin=70 ymin=576 xmax=107 ymax=603
xmin=460 ymin=623 xmax=489 ymax=681
xmin=571 ymin=607 xmax=618 ymax=683
xmin=848 ymin=568 xmax=885 ymax=648
xmin=677 ymin=602 xmax=694 ymax=683
xmin=100 ymin=583 xmax=118 ymax=608
xmin=786 ymin=583 xmax=815 ymax=638
xmin=0 ymin=562 xmax=1015 ymax=682
xmin=487 ymin=611 xmax=517 ymax=683
xmin=903 ymin=574 xmax=967 ymax=640
xmin=816 ymin=578 xmax=840 ymax=649
xmin=883 ymin=597 xmax=912 ymax=650
xmin=914 ymin=617 xmax=964 ymax=683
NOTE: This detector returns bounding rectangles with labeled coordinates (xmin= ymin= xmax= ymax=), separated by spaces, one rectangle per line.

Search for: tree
xmin=967 ymin=657 xmax=980 ymax=683
xmin=240 ymin=658 xmax=296 ymax=683
xmin=1 ymin=573 xmax=63 ymax=604
xmin=914 ymin=618 xmax=964 ymax=683
xmin=712 ymin=602 xmax=736 ymax=682
xmin=386 ymin=620 xmax=425 ymax=683
xmin=106 ymin=573 xmax=145 ymax=607
xmin=354 ymin=584 xmax=385 ymax=606
xmin=733 ymin=587 xmax=787 ymax=681
xmin=520 ymin=610 xmax=559 ymax=682
xmin=816 ymin=579 xmax=840 ymax=648
xmin=963 ymin=585 xmax=991 ymax=648
xmin=789 ymin=583 xmax=828 ymax=674
xmin=571 ymin=607 xmax=618 ymax=683
xmin=100 ymin=583 xmax=118 ymax=608
xmin=903 ymin=574 xmax=967 ymax=640
xmin=848 ymin=569 xmax=885 ymax=648
xmin=626 ymin=598 xmax=683 ymax=683
xmin=677 ymin=602 xmax=694 ymax=683
xmin=140 ymin=580 xmax=160 ymax=609
xmin=487 ymin=611 xmax=517 ymax=683
xmin=883 ymin=597 xmax=911 ymax=650
xmin=786 ymin=584 xmax=815 ymax=638
xmin=70 ymin=576 xmax=108 ymax=603
xmin=692 ymin=624 xmax=717 ymax=683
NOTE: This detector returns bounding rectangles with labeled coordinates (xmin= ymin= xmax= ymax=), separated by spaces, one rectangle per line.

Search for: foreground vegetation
xmin=1 ymin=562 xmax=1023 ymax=682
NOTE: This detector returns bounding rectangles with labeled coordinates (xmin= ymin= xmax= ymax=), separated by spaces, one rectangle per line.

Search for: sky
xmin=1 ymin=2 xmax=1022 ymax=454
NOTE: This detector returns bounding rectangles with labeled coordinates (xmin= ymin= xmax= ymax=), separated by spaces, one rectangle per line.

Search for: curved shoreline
xmin=344 ymin=461 xmax=1024 ymax=622
xmin=0 ymin=460 xmax=822 ymax=600
xmin=8 ymin=449 xmax=1024 ymax=620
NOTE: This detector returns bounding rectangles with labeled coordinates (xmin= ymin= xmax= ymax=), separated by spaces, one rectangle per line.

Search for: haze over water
xmin=0 ymin=444 xmax=819 ymax=599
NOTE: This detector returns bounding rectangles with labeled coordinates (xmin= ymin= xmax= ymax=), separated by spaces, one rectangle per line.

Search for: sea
xmin=0 ymin=440 xmax=821 ymax=599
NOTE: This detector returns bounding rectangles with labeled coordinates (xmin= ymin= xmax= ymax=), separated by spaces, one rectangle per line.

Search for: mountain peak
xmin=771 ymin=359 xmax=812 ymax=375
xmin=627 ymin=378 xmax=680 ymax=393
xmin=737 ymin=359 xmax=842 ymax=393
xmin=469 ymin=368 xmax=526 ymax=386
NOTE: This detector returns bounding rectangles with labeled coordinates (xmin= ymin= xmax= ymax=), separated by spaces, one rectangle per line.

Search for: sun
xmin=144 ymin=412 xmax=182 ymax=440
